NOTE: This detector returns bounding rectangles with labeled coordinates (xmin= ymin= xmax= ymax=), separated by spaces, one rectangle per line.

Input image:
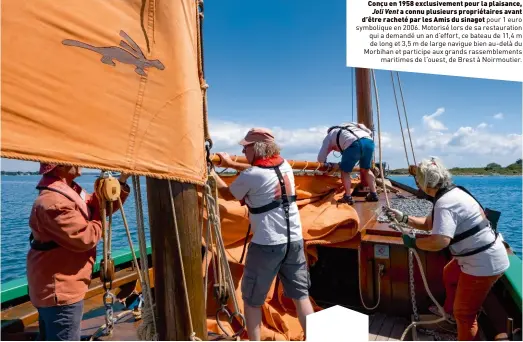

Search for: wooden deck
xmin=368 ymin=313 xmax=462 ymax=341
xmin=368 ymin=313 xmax=410 ymax=341
xmin=0 ymin=181 xmax=505 ymax=341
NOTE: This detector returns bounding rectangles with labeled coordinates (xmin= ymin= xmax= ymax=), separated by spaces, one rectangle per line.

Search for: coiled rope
xmin=370 ymin=69 xmax=447 ymax=340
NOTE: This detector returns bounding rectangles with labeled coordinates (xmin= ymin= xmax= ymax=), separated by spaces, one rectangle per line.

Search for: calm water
xmin=1 ymin=175 xmax=521 ymax=284
xmin=389 ymin=175 xmax=522 ymax=259
xmin=1 ymin=175 xmax=151 ymax=284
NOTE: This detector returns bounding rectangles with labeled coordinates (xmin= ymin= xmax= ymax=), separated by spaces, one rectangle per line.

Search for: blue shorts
xmin=339 ymin=137 xmax=374 ymax=172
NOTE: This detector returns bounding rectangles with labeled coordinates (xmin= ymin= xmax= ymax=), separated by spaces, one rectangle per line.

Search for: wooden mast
xmin=354 ymin=68 xmax=374 ymax=188
xmin=145 ymin=1 xmax=208 ymax=340
xmin=146 ymin=179 xmax=207 ymax=340
xmin=355 ymin=68 xmax=373 ymax=130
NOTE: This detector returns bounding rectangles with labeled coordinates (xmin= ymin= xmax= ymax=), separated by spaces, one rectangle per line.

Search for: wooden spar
xmin=210 ymin=154 xmax=361 ymax=172
xmin=146 ymin=179 xmax=207 ymax=340
xmin=355 ymin=68 xmax=373 ymax=130
xmin=354 ymin=68 xmax=373 ymax=187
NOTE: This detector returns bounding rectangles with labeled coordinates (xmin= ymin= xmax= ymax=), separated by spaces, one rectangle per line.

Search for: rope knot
xmin=200 ymin=79 xmax=209 ymax=90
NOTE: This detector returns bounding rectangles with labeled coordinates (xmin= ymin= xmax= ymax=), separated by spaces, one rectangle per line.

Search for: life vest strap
xmin=449 ymin=222 xmax=490 ymax=246
xmin=451 ymin=234 xmax=498 ymax=258
xmin=29 ymin=232 xmax=59 ymax=251
xmin=239 ymin=163 xmax=294 ymax=264
xmin=328 ymin=125 xmax=362 ymax=153
xmin=247 ymin=196 xmax=297 ymax=215
xmin=432 ymin=184 xmax=501 ymax=258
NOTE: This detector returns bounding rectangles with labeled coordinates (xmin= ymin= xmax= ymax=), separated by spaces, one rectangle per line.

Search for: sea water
xmin=1 ymin=175 xmax=521 ymax=283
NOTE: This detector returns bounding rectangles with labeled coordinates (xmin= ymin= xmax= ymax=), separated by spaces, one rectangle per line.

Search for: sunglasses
xmin=242 ymin=144 xmax=253 ymax=154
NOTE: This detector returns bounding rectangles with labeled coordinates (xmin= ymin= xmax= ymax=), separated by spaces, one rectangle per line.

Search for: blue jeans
xmin=37 ymin=300 xmax=84 ymax=341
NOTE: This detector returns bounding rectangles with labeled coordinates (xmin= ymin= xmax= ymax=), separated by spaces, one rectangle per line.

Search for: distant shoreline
xmin=387 ymin=160 xmax=522 ymax=177
xmin=1 ymin=172 xmax=101 ymax=176
xmin=2 ymin=160 xmax=522 ymax=177
xmin=389 ymin=173 xmax=522 ymax=177
xmin=2 ymin=171 xmax=521 ymax=177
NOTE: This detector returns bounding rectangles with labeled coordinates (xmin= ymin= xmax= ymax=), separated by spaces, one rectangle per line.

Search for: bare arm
xmin=211 ymin=170 xmax=237 ymax=201
xmin=317 ymin=135 xmax=332 ymax=163
xmin=406 ymin=214 xmax=433 ymax=231
xmin=226 ymin=160 xmax=251 ymax=171
xmin=416 ymin=234 xmax=450 ymax=251
xmin=215 ymin=152 xmax=251 ymax=171
xmin=387 ymin=208 xmax=433 ymax=231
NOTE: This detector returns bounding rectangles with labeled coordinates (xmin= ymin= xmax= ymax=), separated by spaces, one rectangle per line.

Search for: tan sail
xmin=1 ymin=0 xmax=207 ymax=185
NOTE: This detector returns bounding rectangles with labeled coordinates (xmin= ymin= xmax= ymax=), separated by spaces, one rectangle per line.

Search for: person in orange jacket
xmin=27 ymin=163 xmax=130 ymax=341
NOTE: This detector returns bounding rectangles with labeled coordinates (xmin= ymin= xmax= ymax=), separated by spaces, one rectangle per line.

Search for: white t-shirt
xmin=432 ymin=187 xmax=509 ymax=276
xmin=229 ymin=160 xmax=303 ymax=246
xmin=317 ymin=123 xmax=372 ymax=162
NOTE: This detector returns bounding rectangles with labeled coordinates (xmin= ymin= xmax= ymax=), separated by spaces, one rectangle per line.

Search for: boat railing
xmin=0 ymin=245 xmax=152 ymax=305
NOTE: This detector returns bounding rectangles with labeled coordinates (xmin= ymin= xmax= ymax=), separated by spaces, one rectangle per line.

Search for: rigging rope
xmin=390 ymin=71 xmax=411 ymax=168
xmin=134 ymin=175 xmax=159 ymax=341
xmin=91 ymin=173 xmax=156 ymax=340
xmin=167 ymin=180 xmax=202 ymax=341
xmin=370 ymin=70 xmax=377 ymax=166
xmin=204 ymin=151 xmax=246 ymax=338
xmin=96 ymin=173 xmax=118 ymax=337
xmin=197 ymin=0 xmax=244 ymax=338
xmin=370 ymin=69 xmax=447 ymax=340
xmin=358 ymin=246 xmax=384 ymax=311
xmin=395 ymin=72 xmax=417 ymax=166
xmin=351 ymin=67 xmax=355 ymax=122
xmin=197 ymin=0 xmax=211 ymax=145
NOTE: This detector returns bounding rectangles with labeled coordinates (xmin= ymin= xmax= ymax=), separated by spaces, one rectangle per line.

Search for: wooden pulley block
xmin=102 ymin=177 xmax=121 ymax=202
xmin=100 ymin=258 xmax=116 ymax=283
xmin=95 ymin=176 xmax=121 ymax=202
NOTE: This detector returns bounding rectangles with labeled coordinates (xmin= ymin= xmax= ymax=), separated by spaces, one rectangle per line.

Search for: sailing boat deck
xmin=368 ymin=313 xmax=410 ymax=341
xmin=1 ymin=179 xmax=520 ymax=341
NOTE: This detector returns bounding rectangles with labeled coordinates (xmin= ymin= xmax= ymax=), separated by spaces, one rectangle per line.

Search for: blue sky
xmin=1 ymin=0 xmax=522 ymax=171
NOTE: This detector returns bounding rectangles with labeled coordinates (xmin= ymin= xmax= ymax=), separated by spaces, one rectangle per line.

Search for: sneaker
xmin=429 ymin=305 xmax=456 ymax=324
xmin=365 ymin=192 xmax=379 ymax=202
xmin=337 ymin=194 xmax=354 ymax=205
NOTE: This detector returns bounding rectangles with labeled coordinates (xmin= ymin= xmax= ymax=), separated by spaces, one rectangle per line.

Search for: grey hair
xmin=253 ymin=141 xmax=281 ymax=159
xmin=415 ymin=157 xmax=453 ymax=189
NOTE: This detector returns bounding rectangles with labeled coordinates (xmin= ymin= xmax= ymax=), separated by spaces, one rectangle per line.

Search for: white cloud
xmin=209 ymin=120 xmax=403 ymax=164
xmin=422 ymin=107 xmax=448 ymax=131
xmin=208 ymin=116 xmax=522 ymax=169
xmin=493 ymin=113 xmax=504 ymax=119
xmin=477 ymin=122 xmax=488 ymax=129
xmin=5 ymin=115 xmax=519 ymax=172
xmin=209 ymin=120 xmax=329 ymax=153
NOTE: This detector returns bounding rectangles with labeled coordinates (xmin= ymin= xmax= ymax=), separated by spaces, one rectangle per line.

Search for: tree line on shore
xmin=388 ymin=159 xmax=523 ymax=176
xmin=2 ymin=159 xmax=522 ymax=176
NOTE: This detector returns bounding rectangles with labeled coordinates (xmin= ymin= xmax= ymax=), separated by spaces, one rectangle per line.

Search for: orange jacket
xmin=26 ymin=175 xmax=129 ymax=308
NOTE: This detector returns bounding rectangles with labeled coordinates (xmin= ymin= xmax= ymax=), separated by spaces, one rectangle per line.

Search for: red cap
xmin=39 ymin=163 xmax=58 ymax=175
xmin=239 ymin=128 xmax=275 ymax=146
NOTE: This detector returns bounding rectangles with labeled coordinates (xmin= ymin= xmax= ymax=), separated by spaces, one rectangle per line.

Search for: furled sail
xmin=1 ymin=0 xmax=207 ymax=185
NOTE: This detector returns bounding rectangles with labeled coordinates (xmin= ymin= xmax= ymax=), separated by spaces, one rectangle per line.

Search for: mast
xmin=145 ymin=1 xmax=208 ymax=340
xmin=354 ymin=68 xmax=374 ymax=187
xmin=355 ymin=68 xmax=373 ymax=130
xmin=146 ymin=179 xmax=207 ymax=340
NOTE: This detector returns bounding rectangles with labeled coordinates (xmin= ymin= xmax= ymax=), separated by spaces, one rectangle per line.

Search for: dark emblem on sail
xmin=62 ymin=30 xmax=164 ymax=76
